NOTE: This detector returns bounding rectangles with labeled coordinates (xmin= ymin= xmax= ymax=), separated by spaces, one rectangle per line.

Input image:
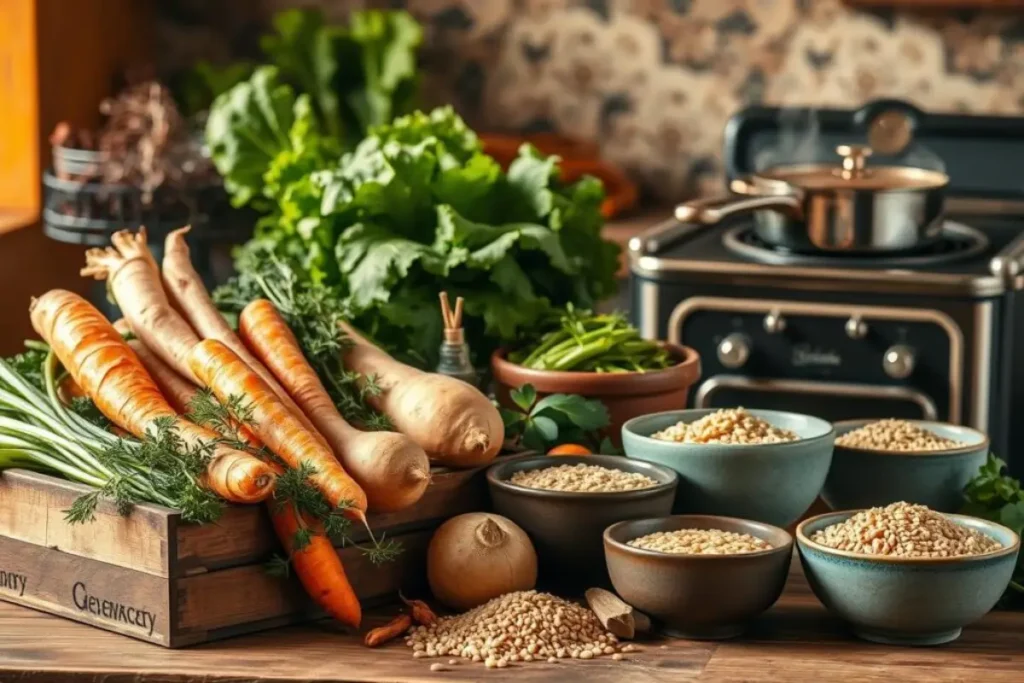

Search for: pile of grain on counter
xmin=810 ymin=502 xmax=1002 ymax=558
xmin=509 ymin=463 xmax=657 ymax=492
xmin=406 ymin=590 xmax=621 ymax=667
xmin=629 ymin=528 xmax=772 ymax=555
xmin=651 ymin=407 xmax=798 ymax=445
xmin=836 ymin=419 xmax=964 ymax=452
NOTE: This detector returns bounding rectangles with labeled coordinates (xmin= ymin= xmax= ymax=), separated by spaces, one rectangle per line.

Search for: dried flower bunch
xmin=97 ymin=81 xmax=214 ymax=200
xmin=51 ymin=79 xmax=214 ymax=203
xmin=652 ymin=408 xmax=798 ymax=445
xmin=810 ymin=502 xmax=1002 ymax=558
xmin=509 ymin=463 xmax=657 ymax=493
xmin=406 ymin=590 xmax=621 ymax=667
xmin=628 ymin=528 xmax=773 ymax=555
xmin=836 ymin=419 xmax=964 ymax=452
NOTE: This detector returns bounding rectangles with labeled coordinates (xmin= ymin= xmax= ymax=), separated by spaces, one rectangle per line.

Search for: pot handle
xmin=674 ymin=193 xmax=803 ymax=225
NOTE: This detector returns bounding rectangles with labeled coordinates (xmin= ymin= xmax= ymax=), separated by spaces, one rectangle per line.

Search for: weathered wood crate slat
xmin=0 ymin=461 xmax=496 ymax=647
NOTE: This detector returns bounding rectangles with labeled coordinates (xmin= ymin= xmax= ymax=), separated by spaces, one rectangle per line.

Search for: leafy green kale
xmin=217 ymin=106 xmax=620 ymax=368
xmin=204 ymin=7 xmax=421 ymax=209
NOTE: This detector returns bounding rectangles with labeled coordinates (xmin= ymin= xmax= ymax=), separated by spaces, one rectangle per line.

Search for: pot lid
xmin=757 ymin=144 xmax=948 ymax=191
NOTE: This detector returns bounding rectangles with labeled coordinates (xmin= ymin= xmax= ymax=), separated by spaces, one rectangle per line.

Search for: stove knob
xmin=717 ymin=334 xmax=751 ymax=369
xmin=763 ymin=310 xmax=786 ymax=334
xmin=883 ymin=345 xmax=916 ymax=379
xmin=845 ymin=316 xmax=868 ymax=340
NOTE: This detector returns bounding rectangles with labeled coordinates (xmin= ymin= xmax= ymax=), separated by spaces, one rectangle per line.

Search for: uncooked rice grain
xmin=628 ymin=528 xmax=772 ymax=555
xmin=405 ymin=591 xmax=619 ymax=665
xmin=836 ymin=419 xmax=964 ymax=452
xmin=509 ymin=463 xmax=657 ymax=492
xmin=651 ymin=407 xmax=798 ymax=445
xmin=809 ymin=502 xmax=1001 ymax=558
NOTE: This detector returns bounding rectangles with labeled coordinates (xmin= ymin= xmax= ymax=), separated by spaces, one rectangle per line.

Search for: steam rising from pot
xmin=753 ymin=104 xmax=946 ymax=175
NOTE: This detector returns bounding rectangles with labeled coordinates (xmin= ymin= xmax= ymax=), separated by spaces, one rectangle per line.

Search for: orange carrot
xmin=188 ymin=339 xmax=368 ymax=519
xmin=30 ymin=290 xmax=274 ymax=504
xmin=127 ymin=338 xmax=198 ymax=415
xmin=81 ymin=228 xmax=203 ymax=384
xmin=120 ymin=342 xmax=359 ymax=627
xmin=269 ymin=486 xmax=362 ymax=628
xmin=239 ymin=299 xmax=430 ymax=512
xmin=159 ymin=227 xmax=326 ymax=440
xmin=548 ymin=443 xmax=592 ymax=456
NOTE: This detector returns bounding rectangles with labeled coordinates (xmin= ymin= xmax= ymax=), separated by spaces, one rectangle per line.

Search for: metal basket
xmin=42 ymin=149 xmax=256 ymax=316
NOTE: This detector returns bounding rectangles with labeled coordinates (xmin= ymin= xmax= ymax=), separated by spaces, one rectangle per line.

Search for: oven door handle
xmin=693 ymin=375 xmax=939 ymax=421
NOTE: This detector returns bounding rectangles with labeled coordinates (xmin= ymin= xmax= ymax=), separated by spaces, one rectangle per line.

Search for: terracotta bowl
xmin=491 ymin=344 xmax=701 ymax=448
xmin=604 ymin=515 xmax=793 ymax=640
xmin=487 ymin=455 xmax=678 ymax=593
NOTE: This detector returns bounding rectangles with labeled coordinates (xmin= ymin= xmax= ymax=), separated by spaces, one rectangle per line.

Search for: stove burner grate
xmin=722 ymin=221 xmax=989 ymax=268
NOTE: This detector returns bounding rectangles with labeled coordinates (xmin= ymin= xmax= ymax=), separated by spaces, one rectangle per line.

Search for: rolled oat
xmin=651 ymin=408 xmax=798 ymax=445
xmin=809 ymin=502 xmax=1001 ymax=558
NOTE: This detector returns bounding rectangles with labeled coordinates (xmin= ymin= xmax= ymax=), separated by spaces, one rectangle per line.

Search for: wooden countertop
xmin=2 ymin=567 xmax=1022 ymax=683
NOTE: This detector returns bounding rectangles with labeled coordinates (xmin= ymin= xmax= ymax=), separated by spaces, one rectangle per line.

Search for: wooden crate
xmin=0 ymin=462 xmax=495 ymax=647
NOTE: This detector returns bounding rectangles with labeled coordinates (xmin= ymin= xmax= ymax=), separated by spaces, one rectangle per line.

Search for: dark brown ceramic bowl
xmin=491 ymin=344 xmax=701 ymax=448
xmin=604 ymin=515 xmax=793 ymax=639
xmin=487 ymin=455 xmax=678 ymax=593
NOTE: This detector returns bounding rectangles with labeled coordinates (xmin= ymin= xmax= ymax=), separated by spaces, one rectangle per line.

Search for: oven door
xmin=693 ymin=375 xmax=938 ymax=421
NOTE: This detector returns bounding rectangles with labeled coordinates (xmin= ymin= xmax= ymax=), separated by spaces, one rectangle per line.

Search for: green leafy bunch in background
xmin=210 ymin=103 xmax=621 ymax=368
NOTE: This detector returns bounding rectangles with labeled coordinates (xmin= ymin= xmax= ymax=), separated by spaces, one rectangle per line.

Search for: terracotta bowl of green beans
xmin=492 ymin=310 xmax=701 ymax=448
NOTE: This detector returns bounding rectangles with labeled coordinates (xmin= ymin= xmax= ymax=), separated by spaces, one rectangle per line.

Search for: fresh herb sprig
xmin=215 ymin=252 xmax=391 ymax=431
xmin=184 ymin=389 xmax=402 ymax=571
xmin=962 ymin=454 xmax=1024 ymax=598
xmin=499 ymin=383 xmax=616 ymax=454
xmin=0 ymin=347 xmax=222 ymax=525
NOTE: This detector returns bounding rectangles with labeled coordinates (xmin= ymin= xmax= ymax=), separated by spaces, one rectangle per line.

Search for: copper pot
xmin=674 ymin=144 xmax=949 ymax=253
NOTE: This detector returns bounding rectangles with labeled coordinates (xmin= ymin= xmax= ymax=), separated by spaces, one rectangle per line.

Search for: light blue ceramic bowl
xmin=822 ymin=420 xmax=989 ymax=513
xmin=621 ymin=409 xmax=835 ymax=528
xmin=797 ymin=510 xmax=1020 ymax=646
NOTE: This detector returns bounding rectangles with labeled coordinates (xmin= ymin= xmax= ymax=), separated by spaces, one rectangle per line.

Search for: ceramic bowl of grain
xmin=621 ymin=408 xmax=834 ymax=527
xmin=487 ymin=455 xmax=678 ymax=592
xmin=821 ymin=419 xmax=989 ymax=513
xmin=604 ymin=515 xmax=793 ymax=639
xmin=797 ymin=503 xmax=1020 ymax=646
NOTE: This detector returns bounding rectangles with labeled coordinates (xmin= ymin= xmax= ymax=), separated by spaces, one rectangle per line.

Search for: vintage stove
xmin=629 ymin=100 xmax=1024 ymax=473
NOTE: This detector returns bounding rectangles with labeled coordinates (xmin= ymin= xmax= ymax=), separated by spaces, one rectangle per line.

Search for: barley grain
xmin=810 ymin=502 xmax=1001 ymax=558
xmin=510 ymin=464 xmax=657 ymax=493
xmin=651 ymin=408 xmax=798 ymax=445
xmin=836 ymin=420 xmax=964 ymax=452
xmin=406 ymin=591 xmax=620 ymax=665
xmin=628 ymin=528 xmax=772 ymax=555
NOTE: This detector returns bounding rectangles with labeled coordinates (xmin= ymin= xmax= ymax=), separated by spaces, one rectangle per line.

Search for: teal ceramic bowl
xmin=797 ymin=510 xmax=1020 ymax=646
xmin=621 ymin=409 xmax=834 ymax=527
xmin=821 ymin=420 xmax=989 ymax=513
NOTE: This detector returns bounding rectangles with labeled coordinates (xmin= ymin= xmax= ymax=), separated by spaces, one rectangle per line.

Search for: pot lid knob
xmin=836 ymin=144 xmax=872 ymax=179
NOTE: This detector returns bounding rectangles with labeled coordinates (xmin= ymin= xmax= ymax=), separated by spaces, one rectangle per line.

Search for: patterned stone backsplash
xmin=157 ymin=0 xmax=1024 ymax=199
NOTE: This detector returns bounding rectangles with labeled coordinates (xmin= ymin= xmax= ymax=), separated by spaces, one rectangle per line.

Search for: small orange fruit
xmin=547 ymin=443 xmax=592 ymax=456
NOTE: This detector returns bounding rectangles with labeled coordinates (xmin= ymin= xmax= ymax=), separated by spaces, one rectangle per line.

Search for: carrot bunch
xmin=69 ymin=227 xmax=371 ymax=628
